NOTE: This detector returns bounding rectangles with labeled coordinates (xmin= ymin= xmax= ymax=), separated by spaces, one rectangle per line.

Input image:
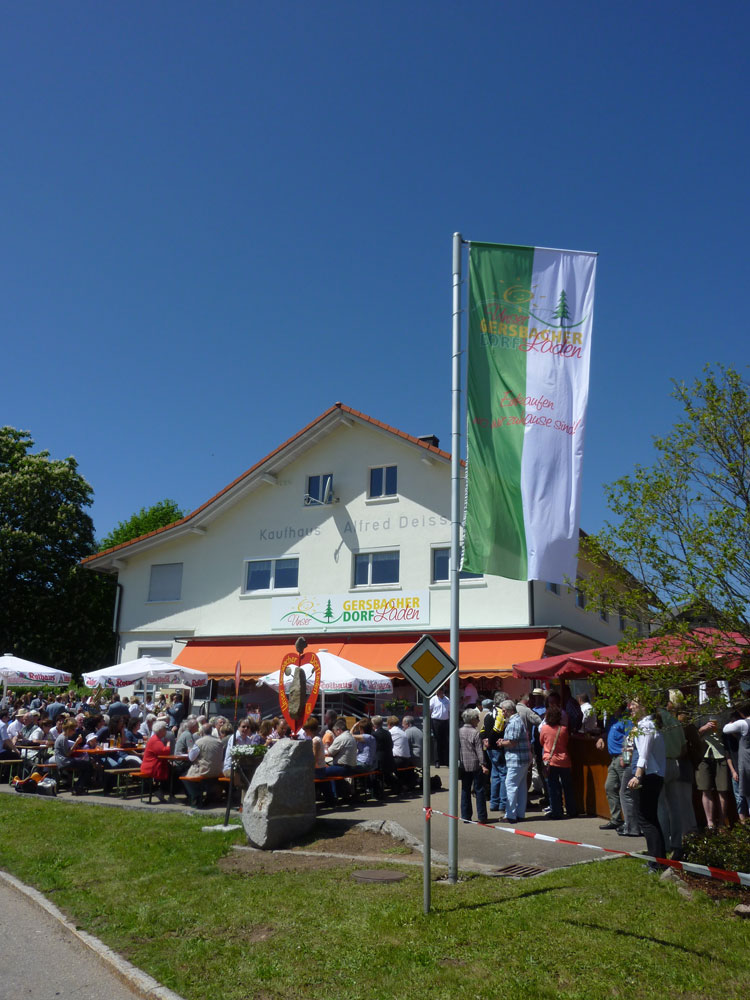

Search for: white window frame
xmin=243 ymin=556 xmax=300 ymax=594
xmin=430 ymin=545 xmax=483 ymax=585
xmin=304 ymin=473 xmax=333 ymax=506
xmin=147 ymin=563 xmax=183 ymax=603
xmin=352 ymin=549 xmax=400 ymax=588
xmin=137 ymin=645 xmax=173 ymax=660
xmin=368 ymin=464 xmax=398 ymax=500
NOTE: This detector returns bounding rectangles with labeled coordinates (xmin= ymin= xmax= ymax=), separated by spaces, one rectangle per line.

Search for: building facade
xmin=84 ymin=404 xmax=627 ymax=699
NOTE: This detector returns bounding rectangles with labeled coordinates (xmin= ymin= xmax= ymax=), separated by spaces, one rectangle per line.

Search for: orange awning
xmin=174 ymin=631 xmax=547 ymax=682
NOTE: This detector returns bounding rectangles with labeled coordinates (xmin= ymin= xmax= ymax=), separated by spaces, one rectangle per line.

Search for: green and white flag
xmin=463 ymin=242 xmax=597 ymax=583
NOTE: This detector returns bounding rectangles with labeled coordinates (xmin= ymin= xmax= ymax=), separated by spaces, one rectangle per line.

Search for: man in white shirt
xmin=0 ymin=708 xmax=21 ymax=760
xmin=139 ymin=713 xmax=157 ymax=741
xmin=7 ymin=711 xmax=27 ymax=741
xmin=390 ymin=715 xmax=416 ymax=788
xmin=430 ymin=689 xmax=451 ymax=767
xmin=579 ymin=694 xmax=599 ymax=733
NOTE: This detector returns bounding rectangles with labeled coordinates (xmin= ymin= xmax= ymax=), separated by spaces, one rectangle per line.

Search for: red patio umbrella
xmin=512 ymin=630 xmax=750 ymax=680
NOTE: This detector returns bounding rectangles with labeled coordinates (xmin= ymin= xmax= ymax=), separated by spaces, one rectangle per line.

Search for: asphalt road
xmin=0 ymin=877 xmax=164 ymax=1000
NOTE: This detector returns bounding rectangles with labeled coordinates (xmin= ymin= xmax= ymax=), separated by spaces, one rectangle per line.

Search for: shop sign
xmin=271 ymin=590 xmax=430 ymax=631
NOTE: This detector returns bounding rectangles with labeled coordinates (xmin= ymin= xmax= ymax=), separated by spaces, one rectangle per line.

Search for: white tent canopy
xmin=83 ymin=655 xmax=208 ymax=690
xmin=0 ymin=652 xmax=72 ymax=702
xmin=256 ymin=649 xmax=393 ymax=695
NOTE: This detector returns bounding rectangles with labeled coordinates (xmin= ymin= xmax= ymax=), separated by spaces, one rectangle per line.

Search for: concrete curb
xmin=0 ymin=870 xmax=188 ymax=1000
xmin=355 ymin=818 xmax=451 ymax=866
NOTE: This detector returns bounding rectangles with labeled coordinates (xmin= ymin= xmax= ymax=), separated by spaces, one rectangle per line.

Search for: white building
xmin=83 ymin=404 xmax=627 ymax=702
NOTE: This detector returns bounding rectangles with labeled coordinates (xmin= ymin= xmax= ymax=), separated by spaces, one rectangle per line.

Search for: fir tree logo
xmin=528 ymin=285 xmax=589 ymax=329
xmin=553 ymin=290 xmax=571 ymax=329
xmin=324 ymin=599 xmax=334 ymax=622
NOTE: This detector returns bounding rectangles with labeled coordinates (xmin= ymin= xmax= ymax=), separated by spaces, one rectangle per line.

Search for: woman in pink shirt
xmin=539 ymin=704 xmax=578 ymax=819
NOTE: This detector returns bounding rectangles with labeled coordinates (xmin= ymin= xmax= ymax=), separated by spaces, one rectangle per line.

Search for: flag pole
xmin=448 ymin=231 xmax=463 ymax=882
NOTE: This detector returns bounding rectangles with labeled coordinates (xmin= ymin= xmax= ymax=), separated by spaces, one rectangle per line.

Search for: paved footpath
xmin=343 ymin=781 xmax=642 ymax=873
xmin=0 ymin=872 xmax=185 ymax=1000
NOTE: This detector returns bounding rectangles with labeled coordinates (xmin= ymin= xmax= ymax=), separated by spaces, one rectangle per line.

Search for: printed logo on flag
xmin=474 ymin=280 xmax=590 ymax=360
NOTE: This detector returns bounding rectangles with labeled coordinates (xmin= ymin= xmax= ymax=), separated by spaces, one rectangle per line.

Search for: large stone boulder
xmin=242 ymin=738 xmax=316 ymax=849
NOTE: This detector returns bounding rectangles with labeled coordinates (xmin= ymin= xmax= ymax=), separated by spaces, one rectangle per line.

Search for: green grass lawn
xmin=1 ymin=796 xmax=747 ymax=1000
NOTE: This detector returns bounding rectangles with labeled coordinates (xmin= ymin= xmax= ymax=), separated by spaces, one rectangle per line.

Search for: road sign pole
xmin=396 ymin=633 xmax=458 ymax=911
xmin=422 ymin=692 xmax=431 ymax=915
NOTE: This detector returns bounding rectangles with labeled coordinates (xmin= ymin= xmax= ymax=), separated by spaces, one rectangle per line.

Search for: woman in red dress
xmin=140 ymin=720 xmax=171 ymax=802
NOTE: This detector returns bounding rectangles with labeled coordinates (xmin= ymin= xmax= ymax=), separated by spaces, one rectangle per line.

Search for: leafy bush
xmin=384 ymin=698 xmax=411 ymax=715
xmin=230 ymin=743 xmax=268 ymax=760
xmin=682 ymin=823 xmax=750 ymax=874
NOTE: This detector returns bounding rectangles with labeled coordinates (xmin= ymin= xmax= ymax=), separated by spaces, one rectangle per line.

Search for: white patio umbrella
xmin=0 ymin=653 xmax=72 ymax=702
xmin=82 ymin=655 xmax=208 ymax=689
xmin=256 ymin=648 xmax=393 ymax=717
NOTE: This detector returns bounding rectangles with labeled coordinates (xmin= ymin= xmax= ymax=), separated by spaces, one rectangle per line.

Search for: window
xmin=575 ymin=577 xmax=587 ymax=609
xmin=147 ymin=563 xmax=183 ymax=602
xmin=431 ymin=547 xmax=482 ymax=583
xmin=354 ymin=550 xmax=399 ymax=587
xmin=546 ymin=581 xmax=560 ymax=595
xmin=369 ymin=465 xmax=397 ymax=498
xmin=618 ymin=609 xmax=627 ymax=632
xmin=305 ymin=474 xmax=333 ymax=506
xmin=600 ymin=605 xmax=609 ymax=623
xmin=245 ymin=557 xmax=299 ymax=592
xmin=138 ymin=645 xmax=172 ymax=660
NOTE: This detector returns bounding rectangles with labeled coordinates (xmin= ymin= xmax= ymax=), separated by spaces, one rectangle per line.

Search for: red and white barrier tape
xmin=424 ymin=807 xmax=750 ymax=888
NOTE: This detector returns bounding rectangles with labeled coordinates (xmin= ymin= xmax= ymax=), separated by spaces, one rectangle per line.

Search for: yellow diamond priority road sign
xmin=397 ymin=634 xmax=456 ymax=698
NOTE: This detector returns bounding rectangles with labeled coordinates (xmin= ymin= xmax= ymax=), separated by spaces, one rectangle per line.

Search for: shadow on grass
xmin=561 ymin=919 xmax=716 ymax=957
xmin=438 ymin=884 xmax=559 ymax=913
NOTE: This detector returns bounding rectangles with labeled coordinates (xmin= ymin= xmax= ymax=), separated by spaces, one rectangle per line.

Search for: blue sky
xmin=3 ymin=1 xmax=748 ymax=543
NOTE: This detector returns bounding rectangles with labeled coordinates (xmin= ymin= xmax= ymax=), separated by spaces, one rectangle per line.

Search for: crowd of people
xmin=437 ymin=685 xmax=590 ymax=825
xmin=0 ymin=688 xmax=423 ymax=808
xmin=437 ymin=679 xmax=750 ymax=872
xmin=2 ymin=680 xmax=748 ymax=852
xmin=596 ymin=681 xmax=750 ymax=869
xmin=0 ymin=689 xmax=290 ymax=804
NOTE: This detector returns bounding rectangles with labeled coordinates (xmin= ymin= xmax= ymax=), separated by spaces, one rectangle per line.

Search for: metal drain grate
xmin=492 ymin=863 xmax=547 ymax=878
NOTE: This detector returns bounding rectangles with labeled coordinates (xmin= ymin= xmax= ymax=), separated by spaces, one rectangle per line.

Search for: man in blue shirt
xmin=596 ymin=706 xmax=637 ymax=833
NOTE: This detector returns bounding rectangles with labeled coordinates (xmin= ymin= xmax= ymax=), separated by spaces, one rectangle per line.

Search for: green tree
xmin=0 ymin=427 xmax=116 ymax=676
xmin=579 ymin=366 xmax=750 ymax=715
xmin=99 ymin=498 xmax=184 ymax=551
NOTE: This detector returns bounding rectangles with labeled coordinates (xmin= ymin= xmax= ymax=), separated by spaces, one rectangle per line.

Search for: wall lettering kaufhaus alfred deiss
xmin=257 ymin=514 xmax=448 ymax=542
